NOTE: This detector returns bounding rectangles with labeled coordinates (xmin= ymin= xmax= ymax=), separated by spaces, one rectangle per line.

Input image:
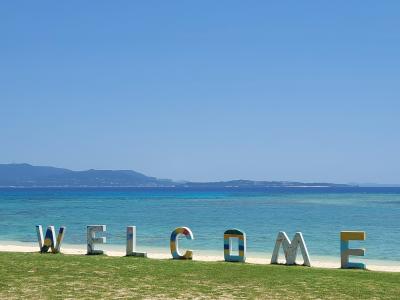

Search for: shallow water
xmin=0 ymin=187 xmax=399 ymax=262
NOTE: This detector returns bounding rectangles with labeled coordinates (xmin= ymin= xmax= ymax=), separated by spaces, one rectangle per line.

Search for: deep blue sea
xmin=0 ymin=187 xmax=399 ymax=262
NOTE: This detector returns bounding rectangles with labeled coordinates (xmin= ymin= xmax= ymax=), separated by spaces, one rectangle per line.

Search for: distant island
xmin=0 ymin=163 xmax=353 ymax=188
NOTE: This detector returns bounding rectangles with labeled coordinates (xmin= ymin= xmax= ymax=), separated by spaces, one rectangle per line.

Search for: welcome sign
xmin=35 ymin=225 xmax=366 ymax=270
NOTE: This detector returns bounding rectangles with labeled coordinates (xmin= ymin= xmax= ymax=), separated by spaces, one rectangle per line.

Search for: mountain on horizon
xmin=0 ymin=163 xmax=352 ymax=188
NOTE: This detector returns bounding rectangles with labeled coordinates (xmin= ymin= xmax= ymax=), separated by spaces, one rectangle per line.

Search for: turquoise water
xmin=0 ymin=187 xmax=399 ymax=262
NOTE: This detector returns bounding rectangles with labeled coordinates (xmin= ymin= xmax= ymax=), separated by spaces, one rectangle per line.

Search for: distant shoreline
xmin=0 ymin=163 xmax=355 ymax=188
xmin=3 ymin=185 xmax=400 ymax=189
xmin=0 ymin=185 xmax=359 ymax=188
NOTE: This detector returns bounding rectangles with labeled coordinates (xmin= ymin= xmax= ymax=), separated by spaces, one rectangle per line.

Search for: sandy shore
xmin=1 ymin=242 xmax=399 ymax=272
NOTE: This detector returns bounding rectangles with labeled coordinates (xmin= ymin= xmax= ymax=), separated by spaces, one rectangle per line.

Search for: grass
xmin=0 ymin=252 xmax=399 ymax=299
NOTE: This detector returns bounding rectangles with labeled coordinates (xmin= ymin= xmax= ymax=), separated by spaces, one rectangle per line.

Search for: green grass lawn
xmin=0 ymin=252 xmax=399 ymax=299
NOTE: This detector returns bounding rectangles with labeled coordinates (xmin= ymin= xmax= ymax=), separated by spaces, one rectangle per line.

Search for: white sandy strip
xmin=0 ymin=243 xmax=399 ymax=273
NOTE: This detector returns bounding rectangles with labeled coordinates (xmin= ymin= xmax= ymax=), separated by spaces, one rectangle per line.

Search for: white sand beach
xmin=1 ymin=241 xmax=399 ymax=272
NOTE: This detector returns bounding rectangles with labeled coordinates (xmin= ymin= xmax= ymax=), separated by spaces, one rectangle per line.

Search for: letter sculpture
xmin=36 ymin=225 xmax=66 ymax=254
xmin=170 ymin=227 xmax=194 ymax=259
xmin=340 ymin=231 xmax=366 ymax=269
xmin=271 ymin=231 xmax=311 ymax=266
xmin=87 ymin=225 xmax=106 ymax=255
xmin=126 ymin=226 xmax=147 ymax=257
xmin=224 ymin=229 xmax=246 ymax=262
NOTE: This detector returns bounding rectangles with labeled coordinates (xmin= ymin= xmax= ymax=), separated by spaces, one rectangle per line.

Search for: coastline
xmin=1 ymin=240 xmax=399 ymax=272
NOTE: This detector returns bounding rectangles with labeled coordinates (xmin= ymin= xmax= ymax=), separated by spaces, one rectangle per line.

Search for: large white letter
xmin=271 ymin=231 xmax=311 ymax=267
xmin=36 ymin=225 xmax=66 ymax=254
xmin=87 ymin=225 xmax=106 ymax=255
xmin=170 ymin=227 xmax=194 ymax=259
xmin=340 ymin=231 xmax=366 ymax=269
xmin=126 ymin=226 xmax=147 ymax=257
xmin=224 ymin=229 xmax=246 ymax=263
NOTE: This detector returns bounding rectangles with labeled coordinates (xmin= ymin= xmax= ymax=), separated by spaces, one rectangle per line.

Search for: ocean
xmin=0 ymin=187 xmax=399 ymax=265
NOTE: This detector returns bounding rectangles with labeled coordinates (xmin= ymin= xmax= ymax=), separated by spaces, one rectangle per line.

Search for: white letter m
xmin=271 ymin=231 xmax=311 ymax=267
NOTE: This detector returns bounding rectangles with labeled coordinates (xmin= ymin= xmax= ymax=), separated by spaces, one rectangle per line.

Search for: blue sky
xmin=1 ymin=1 xmax=399 ymax=183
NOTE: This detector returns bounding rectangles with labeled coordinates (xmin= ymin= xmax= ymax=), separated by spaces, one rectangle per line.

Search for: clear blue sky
xmin=1 ymin=1 xmax=399 ymax=183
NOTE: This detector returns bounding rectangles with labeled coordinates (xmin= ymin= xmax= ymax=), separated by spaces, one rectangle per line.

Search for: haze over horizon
xmin=1 ymin=1 xmax=399 ymax=183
